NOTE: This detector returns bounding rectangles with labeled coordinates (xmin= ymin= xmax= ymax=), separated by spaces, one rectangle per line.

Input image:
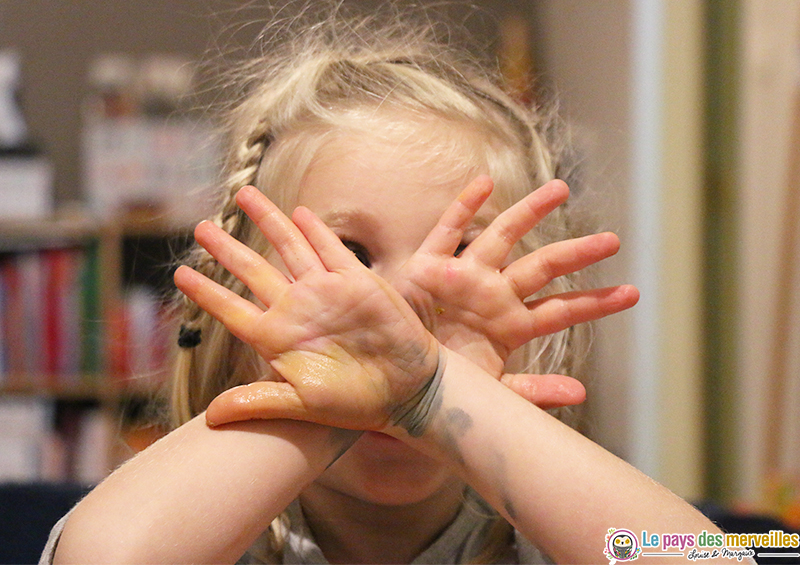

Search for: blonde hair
xmin=171 ymin=4 xmax=591 ymax=561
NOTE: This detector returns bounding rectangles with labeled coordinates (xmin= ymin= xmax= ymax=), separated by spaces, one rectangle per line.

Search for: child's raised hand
xmin=397 ymin=176 xmax=639 ymax=399
xmin=174 ymin=186 xmax=440 ymax=431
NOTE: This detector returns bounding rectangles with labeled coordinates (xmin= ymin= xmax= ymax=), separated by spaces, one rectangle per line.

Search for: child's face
xmin=289 ymin=125 xmax=500 ymax=506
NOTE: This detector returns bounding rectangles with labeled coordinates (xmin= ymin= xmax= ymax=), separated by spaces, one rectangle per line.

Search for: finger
xmin=193 ymin=220 xmax=290 ymax=307
xmin=174 ymin=265 xmax=264 ymax=343
xmin=525 ymin=284 xmax=640 ymax=337
xmin=464 ymin=179 xmax=569 ymax=268
xmin=235 ymin=186 xmax=324 ymax=279
xmin=205 ymin=381 xmax=308 ymax=426
xmin=417 ymin=175 xmax=494 ymax=255
xmin=500 ymin=373 xmax=586 ymax=410
xmin=503 ymin=232 xmax=621 ymax=299
xmin=292 ymin=206 xmax=367 ymax=271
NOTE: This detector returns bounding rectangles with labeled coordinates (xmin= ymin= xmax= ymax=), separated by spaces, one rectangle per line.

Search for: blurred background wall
xmin=1 ymin=0 xmax=798 ymax=526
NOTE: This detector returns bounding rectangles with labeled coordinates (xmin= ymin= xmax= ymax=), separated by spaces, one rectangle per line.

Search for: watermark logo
xmin=605 ymin=528 xmax=642 ymax=563
xmin=604 ymin=527 xmax=800 ymax=562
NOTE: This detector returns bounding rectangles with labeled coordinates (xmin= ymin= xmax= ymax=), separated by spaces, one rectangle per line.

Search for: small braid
xmin=171 ymin=119 xmax=272 ymax=426
xmin=181 ymin=124 xmax=269 ymax=323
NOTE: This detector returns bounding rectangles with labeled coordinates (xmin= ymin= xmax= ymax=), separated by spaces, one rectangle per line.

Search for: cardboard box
xmin=0 ymin=156 xmax=53 ymax=219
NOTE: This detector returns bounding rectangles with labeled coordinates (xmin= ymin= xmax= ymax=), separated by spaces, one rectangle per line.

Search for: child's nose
xmin=380 ymin=266 xmax=438 ymax=333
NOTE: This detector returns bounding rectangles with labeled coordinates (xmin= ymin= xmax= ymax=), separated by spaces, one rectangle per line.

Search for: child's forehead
xmin=310 ymin=113 xmax=488 ymax=179
xmin=264 ymin=108 xmax=517 ymax=220
xmin=306 ymin=135 xmax=481 ymax=206
xmin=298 ymin=126 xmax=503 ymax=228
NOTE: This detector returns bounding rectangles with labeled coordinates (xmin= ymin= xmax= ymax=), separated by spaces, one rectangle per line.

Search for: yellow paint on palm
xmin=270 ymin=348 xmax=388 ymax=429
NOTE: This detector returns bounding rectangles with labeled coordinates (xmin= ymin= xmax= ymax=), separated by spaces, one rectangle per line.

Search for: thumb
xmin=205 ymin=381 xmax=307 ymax=426
xmin=499 ymin=373 xmax=586 ymax=410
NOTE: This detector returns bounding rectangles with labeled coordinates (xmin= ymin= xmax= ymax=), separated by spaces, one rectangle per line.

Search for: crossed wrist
xmin=391 ymin=344 xmax=447 ymax=438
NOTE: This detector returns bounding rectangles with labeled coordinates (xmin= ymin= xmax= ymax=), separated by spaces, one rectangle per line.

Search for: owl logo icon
xmin=604 ymin=528 xmax=641 ymax=563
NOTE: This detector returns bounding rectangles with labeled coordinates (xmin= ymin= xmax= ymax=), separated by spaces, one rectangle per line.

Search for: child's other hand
xmin=398 ymin=176 xmax=639 ymax=397
xmin=175 ymin=186 xmax=439 ymax=430
xmin=498 ymin=373 xmax=586 ymax=409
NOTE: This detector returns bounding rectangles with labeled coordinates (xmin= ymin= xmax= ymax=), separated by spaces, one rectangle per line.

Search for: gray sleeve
xmin=514 ymin=530 xmax=554 ymax=564
xmin=38 ymin=510 xmax=73 ymax=565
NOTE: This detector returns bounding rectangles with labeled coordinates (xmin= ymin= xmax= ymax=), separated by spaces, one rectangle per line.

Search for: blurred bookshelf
xmin=0 ymin=46 xmax=216 ymax=485
xmin=0 ymin=212 xmax=193 ymax=484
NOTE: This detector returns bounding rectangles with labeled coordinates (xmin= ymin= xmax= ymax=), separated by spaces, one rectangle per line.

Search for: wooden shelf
xmin=0 ymin=215 xmax=99 ymax=251
xmin=0 ymin=379 xmax=130 ymax=402
xmin=1 ymin=376 xmax=170 ymax=401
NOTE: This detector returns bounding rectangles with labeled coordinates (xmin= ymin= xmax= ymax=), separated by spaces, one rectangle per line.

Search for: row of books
xmin=107 ymin=285 xmax=174 ymax=390
xmin=0 ymin=246 xmax=175 ymax=389
xmin=0 ymin=246 xmax=102 ymax=387
xmin=0 ymin=396 xmax=112 ymax=483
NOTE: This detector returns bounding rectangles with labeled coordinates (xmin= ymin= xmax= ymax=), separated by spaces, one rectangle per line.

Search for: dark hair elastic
xmin=178 ymin=325 xmax=202 ymax=348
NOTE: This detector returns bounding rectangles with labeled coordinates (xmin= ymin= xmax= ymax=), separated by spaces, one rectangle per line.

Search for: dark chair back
xmin=0 ymin=482 xmax=89 ymax=565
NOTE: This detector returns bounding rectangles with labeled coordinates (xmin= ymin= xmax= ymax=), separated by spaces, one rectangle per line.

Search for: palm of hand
xmin=399 ymin=254 xmax=521 ymax=377
xmin=398 ymin=176 xmax=636 ymax=380
xmin=174 ymin=186 xmax=438 ymax=430
xmin=250 ymin=267 xmax=437 ymax=430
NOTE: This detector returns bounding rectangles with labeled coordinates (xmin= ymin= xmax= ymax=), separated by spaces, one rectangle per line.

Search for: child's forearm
xmin=54 ymin=415 xmax=358 ymax=565
xmin=412 ymin=350 xmax=721 ymax=565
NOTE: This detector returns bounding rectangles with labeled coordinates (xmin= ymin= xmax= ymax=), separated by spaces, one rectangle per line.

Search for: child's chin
xmin=363 ymin=430 xmax=403 ymax=445
xmin=352 ymin=431 xmax=425 ymax=463
xmin=319 ymin=434 xmax=456 ymax=506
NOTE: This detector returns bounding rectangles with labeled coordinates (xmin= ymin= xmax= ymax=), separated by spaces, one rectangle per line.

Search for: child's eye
xmin=342 ymin=240 xmax=372 ymax=268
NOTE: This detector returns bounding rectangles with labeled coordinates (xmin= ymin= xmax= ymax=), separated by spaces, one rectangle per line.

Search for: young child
xmin=45 ymin=8 xmax=725 ymax=565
